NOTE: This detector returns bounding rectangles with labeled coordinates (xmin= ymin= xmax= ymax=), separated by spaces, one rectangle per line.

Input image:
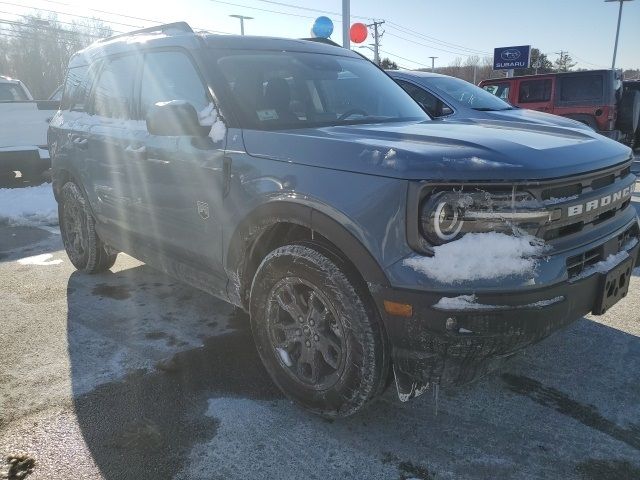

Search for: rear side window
xmin=92 ymin=55 xmax=138 ymax=119
xmin=518 ymin=79 xmax=552 ymax=103
xmin=0 ymin=83 xmax=29 ymax=101
xmin=140 ymin=51 xmax=210 ymax=118
xmin=61 ymin=65 xmax=89 ymax=110
xmin=559 ymin=75 xmax=603 ymax=102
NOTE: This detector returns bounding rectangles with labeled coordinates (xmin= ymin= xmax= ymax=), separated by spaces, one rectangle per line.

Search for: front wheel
xmin=249 ymin=243 xmax=387 ymax=417
xmin=59 ymin=181 xmax=117 ymax=273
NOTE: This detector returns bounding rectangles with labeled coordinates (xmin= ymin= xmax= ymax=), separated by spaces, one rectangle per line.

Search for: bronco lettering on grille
xmin=567 ymin=186 xmax=633 ymax=217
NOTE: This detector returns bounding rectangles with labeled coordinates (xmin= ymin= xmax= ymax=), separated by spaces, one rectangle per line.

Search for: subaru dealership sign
xmin=493 ymin=45 xmax=531 ymax=70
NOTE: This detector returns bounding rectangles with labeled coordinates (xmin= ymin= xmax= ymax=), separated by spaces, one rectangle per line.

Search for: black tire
xmin=249 ymin=243 xmax=387 ymax=417
xmin=618 ymin=90 xmax=640 ymax=135
xmin=59 ymin=181 xmax=117 ymax=273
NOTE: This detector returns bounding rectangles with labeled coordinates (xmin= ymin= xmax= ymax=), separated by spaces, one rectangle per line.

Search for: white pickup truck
xmin=0 ymin=75 xmax=60 ymax=181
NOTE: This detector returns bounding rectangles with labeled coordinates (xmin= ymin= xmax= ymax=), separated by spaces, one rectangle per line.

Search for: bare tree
xmin=0 ymin=14 xmax=112 ymax=98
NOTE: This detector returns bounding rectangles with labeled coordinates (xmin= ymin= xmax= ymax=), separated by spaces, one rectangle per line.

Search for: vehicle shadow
xmin=67 ymin=265 xmax=640 ymax=480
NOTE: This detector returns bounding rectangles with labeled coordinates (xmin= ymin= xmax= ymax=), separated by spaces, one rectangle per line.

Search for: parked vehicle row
xmin=479 ymin=70 xmax=640 ymax=148
xmin=387 ymin=70 xmax=594 ymax=132
xmin=0 ymin=75 xmax=60 ymax=182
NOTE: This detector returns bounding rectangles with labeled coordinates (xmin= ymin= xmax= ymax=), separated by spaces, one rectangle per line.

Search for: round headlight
xmin=421 ymin=193 xmax=466 ymax=245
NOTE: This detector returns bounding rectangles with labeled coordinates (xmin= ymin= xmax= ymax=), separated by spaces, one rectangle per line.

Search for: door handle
xmin=125 ymin=144 xmax=147 ymax=155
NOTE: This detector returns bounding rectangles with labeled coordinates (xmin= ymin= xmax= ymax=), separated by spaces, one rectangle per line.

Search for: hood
xmin=242 ymin=120 xmax=632 ymax=182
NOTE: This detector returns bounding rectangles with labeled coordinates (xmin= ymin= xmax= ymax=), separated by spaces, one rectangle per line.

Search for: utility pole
xmin=606 ymin=0 xmax=634 ymax=69
xmin=342 ymin=0 xmax=350 ymax=48
xmin=428 ymin=56 xmax=438 ymax=72
xmin=229 ymin=14 xmax=253 ymax=35
xmin=367 ymin=20 xmax=385 ymax=65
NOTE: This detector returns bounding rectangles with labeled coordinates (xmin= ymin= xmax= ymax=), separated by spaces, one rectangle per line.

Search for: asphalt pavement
xmin=1 ymin=180 xmax=639 ymax=480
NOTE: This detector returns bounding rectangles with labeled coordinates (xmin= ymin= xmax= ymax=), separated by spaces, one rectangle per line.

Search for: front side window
xmin=518 ymin=79 xmax=552 ymax=103
xmin=0 ymin=83 xmax=29 ymax=101
xmin=92 ymin=55 xmax=137 ymax=119
xmin=140 ymin=51 xmax=210 ymax=118
xmin=215 ymin=50 xmax=427 ymax=130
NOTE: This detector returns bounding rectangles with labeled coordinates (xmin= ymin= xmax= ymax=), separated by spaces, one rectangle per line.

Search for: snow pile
xmin=199 ymin=103 xmax=227 ymax=143
xmin=404 ymin=232 xmax=547 ymax=283
xmin=434 ymin=294 xmax=564 ymax=311
xmin=0 ymin=184 xmax=58 ymax=226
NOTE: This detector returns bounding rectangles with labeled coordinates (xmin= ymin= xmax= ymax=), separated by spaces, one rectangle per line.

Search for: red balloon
xmin=350 ymin=23 xmax=368 ymax=43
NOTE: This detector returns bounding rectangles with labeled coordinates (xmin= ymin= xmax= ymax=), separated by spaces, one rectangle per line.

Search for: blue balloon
xmin=312 ymin=16 xmax=333 ymax=38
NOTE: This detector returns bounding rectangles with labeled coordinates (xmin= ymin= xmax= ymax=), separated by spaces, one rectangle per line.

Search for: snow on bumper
xmin=372 ymin=223 xmax=640 ymax=401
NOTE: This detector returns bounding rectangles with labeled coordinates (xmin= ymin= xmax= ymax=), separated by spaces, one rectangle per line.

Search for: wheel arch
xmin=225 ymin=200 xmax=389 ymax=310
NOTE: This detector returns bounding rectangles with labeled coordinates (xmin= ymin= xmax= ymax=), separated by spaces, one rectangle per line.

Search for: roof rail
xmin=97 ymin=21 xmax=193 ymax=44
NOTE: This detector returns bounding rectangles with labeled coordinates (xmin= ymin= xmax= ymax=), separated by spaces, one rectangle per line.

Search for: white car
xmin=0 ymin=75 xmax=59 ymax=181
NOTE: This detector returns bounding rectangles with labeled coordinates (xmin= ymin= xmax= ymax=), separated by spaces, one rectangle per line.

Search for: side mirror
xmin=146 ymin=100 xmax=208 ymax=137
xmin=441 ymin=105 xmax=453 ymax=116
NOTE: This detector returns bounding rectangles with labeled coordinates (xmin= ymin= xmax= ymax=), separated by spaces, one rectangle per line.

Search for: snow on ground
xmin=17 ymin=253 xmax=63 ymax=266
xmin=0 ymin=184 xmax=58 ymax=226
xmin=404 ymin=232 xmax=548 ymax=284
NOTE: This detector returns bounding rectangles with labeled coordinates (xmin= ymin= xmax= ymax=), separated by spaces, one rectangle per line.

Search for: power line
xmin=254 ymin=0 xmax=370 ymax=21
xmin=385 ymin=31 xmax=489 ymax=57
xmin=379 ymin=48 xmax=430 ymax=68
xmin=210 ymin=0 xmax=324 ymax=21
xmin=41 ymin=0 xmax=232 ymax=35
xmin=385 ymin=21 xmax=490 ymax=55
xmin=0 ymin=1 xmax=140 ymax=29
xmin=0 ymin=15 xmax=108 ymax=39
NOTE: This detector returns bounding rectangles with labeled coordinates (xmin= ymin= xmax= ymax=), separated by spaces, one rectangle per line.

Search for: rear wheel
xmin=249 ymin=243 xmax=387 ymax=417
xmin=59 ymin=181 xmax=117 ymax=273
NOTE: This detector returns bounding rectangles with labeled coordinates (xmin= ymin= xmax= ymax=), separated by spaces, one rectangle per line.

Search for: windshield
xmin=215 ymin=50 xmax=428 ymax=130
xmin=0 ymin=83 xmax=29 ymax=101
xmin=427 ymin=76 xmax=513 ymax=111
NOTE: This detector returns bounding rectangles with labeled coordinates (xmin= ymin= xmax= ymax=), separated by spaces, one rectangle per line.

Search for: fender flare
xmin=225 ymin=200 xmax=390 ymax=301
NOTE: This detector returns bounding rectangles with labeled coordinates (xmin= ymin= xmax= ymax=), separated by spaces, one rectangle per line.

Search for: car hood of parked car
xmin=469 ymin=107 xmax=594 ymax=131
xmin=242 ymin=120 xmax=632 ymax=182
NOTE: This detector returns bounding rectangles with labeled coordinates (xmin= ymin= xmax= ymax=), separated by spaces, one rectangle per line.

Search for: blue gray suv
xmin=48 ymin=23 xmax=639 ymax=417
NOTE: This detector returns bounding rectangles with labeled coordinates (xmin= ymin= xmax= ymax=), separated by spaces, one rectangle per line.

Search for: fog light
xmin=384 ymin=300 xmax=413 ymax=317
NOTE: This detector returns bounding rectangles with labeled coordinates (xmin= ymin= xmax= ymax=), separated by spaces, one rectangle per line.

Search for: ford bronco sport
xmin=49 ymin=23 xmax=639 ymax=417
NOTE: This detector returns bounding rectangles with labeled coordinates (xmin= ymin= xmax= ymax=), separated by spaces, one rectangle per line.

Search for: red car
xmin=480 ymin=70 xmax=640 ymax=149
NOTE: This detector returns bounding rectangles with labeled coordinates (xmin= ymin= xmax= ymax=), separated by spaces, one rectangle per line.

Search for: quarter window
xmin=559 ymin=75 xmax=603 ymax=102
xmin=518 ymin=79 xmax=552 ymax=103
xmin=61 ymin=65 xmax=89 ymax=110
xmin=92 ymin=56 xmax=137 ymax=119
xmin=396 ymin=80 xmax=449 ymax=117
xmin=140 ymin=51 xmax=210 ymax=118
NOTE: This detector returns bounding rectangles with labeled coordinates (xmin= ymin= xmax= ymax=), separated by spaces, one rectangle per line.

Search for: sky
xmin=2 ymin=0 xmax=639 ymax=70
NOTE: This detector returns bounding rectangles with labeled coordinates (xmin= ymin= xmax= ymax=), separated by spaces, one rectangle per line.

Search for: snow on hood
xmin=404 ymin=232 xmax=548 ymax=284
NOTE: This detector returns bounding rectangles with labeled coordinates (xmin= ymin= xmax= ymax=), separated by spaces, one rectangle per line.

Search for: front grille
xmin=532 ymin=161 xmax=636 ymax=242
xmin=566 ymin=225 xmax=637 ymax=278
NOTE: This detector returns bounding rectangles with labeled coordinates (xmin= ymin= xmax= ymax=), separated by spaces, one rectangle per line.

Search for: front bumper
xmin=372 ymin=223 xmax=640 ymax=399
